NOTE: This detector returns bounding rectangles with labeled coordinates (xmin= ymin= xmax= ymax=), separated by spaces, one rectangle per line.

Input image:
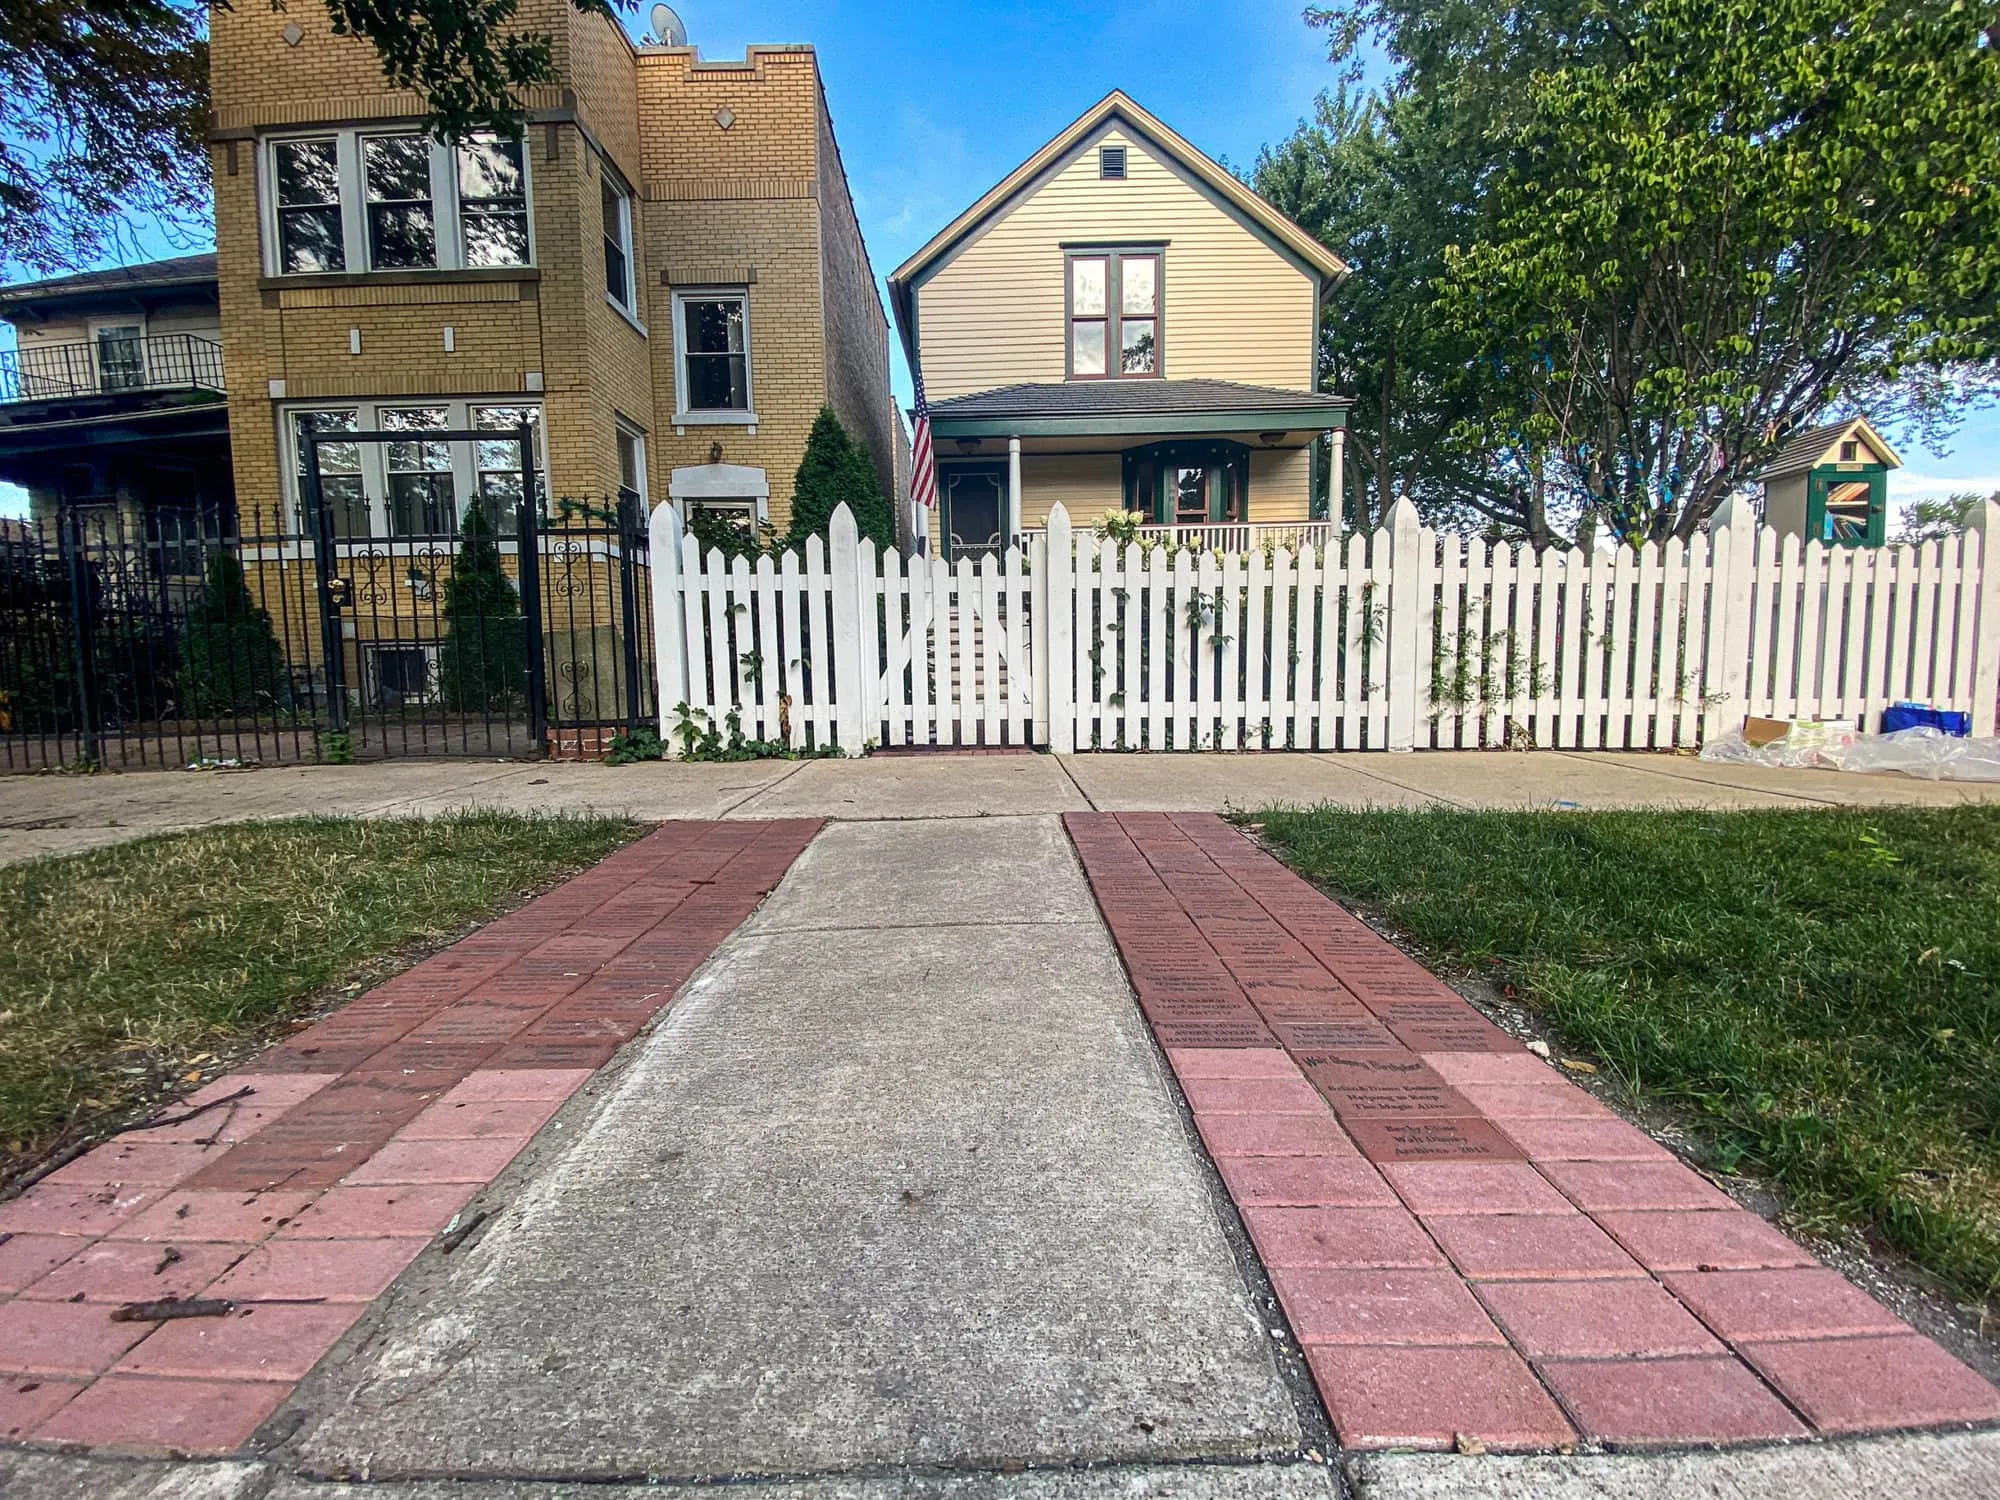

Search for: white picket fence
xmin=650 ymin=497 xmax=2000 ymax=755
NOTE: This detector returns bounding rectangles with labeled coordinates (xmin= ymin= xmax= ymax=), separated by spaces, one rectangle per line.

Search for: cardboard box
xmin=1743 ymin=716 xmax=1793 ymax=747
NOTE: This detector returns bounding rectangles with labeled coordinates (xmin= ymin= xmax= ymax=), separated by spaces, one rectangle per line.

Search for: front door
xmin=940 ymin=462 xmax=1006 ymax=561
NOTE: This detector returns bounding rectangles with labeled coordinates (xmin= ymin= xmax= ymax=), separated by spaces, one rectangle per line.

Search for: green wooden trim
xmin=1121 ymin=439 xmax=1252 ymax=523
xmin=931 ymin=409 xmax=1345 ymax=439
xmin=1805 ymin=463 xmax=1888 ymax=547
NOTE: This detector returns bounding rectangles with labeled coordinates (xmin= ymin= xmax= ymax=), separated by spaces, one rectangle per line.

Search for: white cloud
xmin=1888 ymin=470 xmax=2000 ymax=503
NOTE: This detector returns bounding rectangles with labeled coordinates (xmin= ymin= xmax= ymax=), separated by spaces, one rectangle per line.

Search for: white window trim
xmin=615 ymin=417 xmax=648 ymax=504
xmin=670 ymin=287 xmax=756 ymax=426
xmin=279 ymin=396 xmax=544 ymax=535
xmin=600 ymin=170 xmax=645 ymax=332
xmin=261 ymin=127 xmax=536 ymax=277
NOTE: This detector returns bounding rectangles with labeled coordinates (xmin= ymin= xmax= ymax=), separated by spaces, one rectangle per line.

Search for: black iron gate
xmin=1 ymin=432 xmax=655 ymax=771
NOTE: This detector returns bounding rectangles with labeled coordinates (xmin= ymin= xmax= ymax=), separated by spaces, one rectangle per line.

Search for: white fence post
xmin=1969 ymin=499 xmax=2000 ymax=738
xmin=1703 ymin=496 xmax=1756 ymax=743
xmin=827 ymin=504 xmax=867 ymax=756
xmin=1385 ymin=497 xmax=1422 ymax=750
xmin=1045 ymin=504 xmax=1076 ymax=753
xmin=1029 ymin=529 xmax=1051 ymax=747
xmin=649 ymin=500 xmax=690 ymax=754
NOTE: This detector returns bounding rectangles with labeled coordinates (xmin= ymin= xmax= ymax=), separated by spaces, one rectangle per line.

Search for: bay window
xmin=1067 ymin=248 xmax=1161 ymax=379
xmin=264 ymin=129 xmax=533 ymax=275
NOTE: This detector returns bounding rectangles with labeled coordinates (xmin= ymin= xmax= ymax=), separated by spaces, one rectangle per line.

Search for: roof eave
xmin=930 ymin=407 xmax=1348 ymax=440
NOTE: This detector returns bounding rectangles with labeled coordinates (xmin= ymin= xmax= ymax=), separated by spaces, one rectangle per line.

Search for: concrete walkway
xmin=5 ymin=750 xmax=1998 ymax=866
xmin=283 ymin=816 xmax=1312 ymax=1481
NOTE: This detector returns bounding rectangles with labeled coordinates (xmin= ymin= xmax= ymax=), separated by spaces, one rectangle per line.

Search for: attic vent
xmin=1099 ymin=145 xmax=1127 ymax=180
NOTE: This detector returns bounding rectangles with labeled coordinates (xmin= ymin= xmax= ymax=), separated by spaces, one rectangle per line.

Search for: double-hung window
xmin=289 ymin=400 xmax=542 ymax=537
xmin=273 ymin=138 xmax=346 ymax=273
xmin=1067 ymin=249 xmax=1161 ymax=379
xmin=602 ymin=175 xmax=635 ymax=312
xmin=673 ymin=289 xmax=753 ymax=420
xmin=266 ymin=129 xmax=533 ymax=275
xmin=363 ymin=135 xmax=437 ymax=269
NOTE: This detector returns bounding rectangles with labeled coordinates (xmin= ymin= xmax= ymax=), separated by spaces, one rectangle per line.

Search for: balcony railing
xmin=0 ymin=333 xmax=226 ymax=404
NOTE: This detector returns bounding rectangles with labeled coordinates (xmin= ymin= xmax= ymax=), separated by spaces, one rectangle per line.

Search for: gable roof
xmin=887 ymin=92 xmax=1347 ymax=357
xmin=1758 ymin=416 xmax=1901 ymax=480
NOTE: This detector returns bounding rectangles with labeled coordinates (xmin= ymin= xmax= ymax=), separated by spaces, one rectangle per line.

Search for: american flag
xmin=910 ymin=367 xmax=938 ymax=512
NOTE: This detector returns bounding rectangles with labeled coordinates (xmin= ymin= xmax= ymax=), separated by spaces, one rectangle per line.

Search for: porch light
xmin=1258 ymin=431 xmax=1286 ymax=446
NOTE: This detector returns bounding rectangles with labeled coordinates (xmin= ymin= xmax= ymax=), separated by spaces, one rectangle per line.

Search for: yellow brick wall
xmin=210 ymin=13 xmax=885 ymax=538
xmin=634 ymin=47 xmax=836 ymax=534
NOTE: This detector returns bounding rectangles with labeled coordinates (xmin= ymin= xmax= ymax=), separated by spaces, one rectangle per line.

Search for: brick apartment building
xmin=207 ymin=0 xmax=900 ymax=540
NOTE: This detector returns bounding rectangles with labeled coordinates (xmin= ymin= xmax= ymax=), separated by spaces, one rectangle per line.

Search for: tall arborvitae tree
xmin=176 ymin=552 xmax=289 ymax=716
xmin=784 ymin=407 xmax=895 ymax=553
xmin=436 ymin=503 xmax=528 ymax=712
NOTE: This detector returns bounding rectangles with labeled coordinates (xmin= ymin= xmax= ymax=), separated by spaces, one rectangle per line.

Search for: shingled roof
xmin=1757 ymin=416 xmax=1900 ymax=479
xmin=0 ymin=253 xmax=218 ymax=308
xmin=930 ymin=379 xmax=1350 ymax=421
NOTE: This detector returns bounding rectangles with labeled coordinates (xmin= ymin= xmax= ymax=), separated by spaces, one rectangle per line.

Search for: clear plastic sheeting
xmin=1702 ymin=724 xmax=2000 ymax=781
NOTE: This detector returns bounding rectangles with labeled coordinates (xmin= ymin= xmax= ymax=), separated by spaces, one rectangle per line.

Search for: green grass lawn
xmin=1251 ymin=804 xmax=2000 ymax=1306
xmin=0 ymin=811 xmax=641 ymax=1185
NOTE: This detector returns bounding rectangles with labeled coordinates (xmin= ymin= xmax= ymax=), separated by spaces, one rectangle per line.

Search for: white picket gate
xmin=650 ymin=497 xmax=2000 ymax=755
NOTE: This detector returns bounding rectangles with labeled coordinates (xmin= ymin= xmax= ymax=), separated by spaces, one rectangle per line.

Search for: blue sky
xmin=2 ymin=0 xmax=1995 ymax=516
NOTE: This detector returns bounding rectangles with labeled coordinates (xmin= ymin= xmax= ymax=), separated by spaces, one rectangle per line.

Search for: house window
xmin=602 ymin=174 xmax=635 ymax=312
xmin=289 ymin=399 xmax=542 ymax=536
xmin=264 ymin=129 xmax=532 ymax=275
xmin=615 ymin=420 xmax=647 ymax=508
xmin=457 ymin=137 xmax=530 ymax=267
xmin=674 ymin=290 xmax=753 ymax=419
xmin=273 ymin=138 xmax=346 ymax=272
xmin=363 ymin=134 xmax=437 ymax=269
xmin=382 ymin=406 xmax=455 ymax=533
xmin=1068 ymin=250 xmax=1161 ymax=379
xmin=1839 ymin=439 xmax=1860 ymax=463
xmin=293 ymin=409 xmax=368 ymax=536
xmin=1122 ymin=441 xmax=1250 ymax=524
xmin=1099 ymin=145 xmax=1127 ymax=180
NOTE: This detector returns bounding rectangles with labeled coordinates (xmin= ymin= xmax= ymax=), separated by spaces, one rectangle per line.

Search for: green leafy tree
xmin=436 ymin=503 xmax=527 ymax=712
xmin=2 ymin=0 xmax=629 ymax=278
xmin=1255 ymin=85 xmax=1510 ymax=534
xmin=1282 ymin=0 xmax=2000 ymax=546
xmin=176 ymin=552 xmax=288 ymax=716
xmin=1899 ymin=491 xmax=1997 ymax=544
xmin=783 ymin=407 xmax=896 ymax=553
xmin=1431 ymin=0 xmax=2000 ymax=542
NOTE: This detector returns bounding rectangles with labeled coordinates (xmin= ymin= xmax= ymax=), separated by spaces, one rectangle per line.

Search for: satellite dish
xmin=649 ymin=3 xmax=688 ymax=46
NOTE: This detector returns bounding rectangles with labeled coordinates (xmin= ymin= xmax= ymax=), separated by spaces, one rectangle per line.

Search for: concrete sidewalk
xmin=281 ymin=815 xmax=1315 ymax=1481
xmin=4 ymin=749 xmax=1997 ymax=865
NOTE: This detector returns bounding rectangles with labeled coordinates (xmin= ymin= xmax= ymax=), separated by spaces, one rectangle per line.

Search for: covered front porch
xmin=922 ymin=378 xmax=1350 ymax=558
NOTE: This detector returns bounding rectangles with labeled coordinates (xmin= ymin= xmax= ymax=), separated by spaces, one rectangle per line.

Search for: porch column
xmin=1330 ymin=428 xmax=1347 ymax=531
xmin=1008 ymin=435 xmax=1023 ymax=546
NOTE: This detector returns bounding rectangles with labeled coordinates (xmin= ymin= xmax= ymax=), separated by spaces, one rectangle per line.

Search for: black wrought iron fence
xmin=0 ymin=493 xmax=656 ymax=772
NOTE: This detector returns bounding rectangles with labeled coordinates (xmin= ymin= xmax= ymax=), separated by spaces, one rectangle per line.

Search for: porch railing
xmin=1024 ymin=520 xmax=1343 ymax=553
xmin=0 ymin=333 xmax=226 ymax=404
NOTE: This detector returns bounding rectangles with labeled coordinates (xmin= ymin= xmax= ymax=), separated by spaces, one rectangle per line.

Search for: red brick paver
xmin=0 ymin=818 xmax=819 ymax=1457
xmin=1067 ymin=810 xmax=2000 ymax=1453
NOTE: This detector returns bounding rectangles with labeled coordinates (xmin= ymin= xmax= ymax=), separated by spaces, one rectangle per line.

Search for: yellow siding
xmin=1021 ymin=454 xmax=1121 ymax=528
xmin=1250 ymin=448 xmax=1311 ymax=523
xmin=914 ymin=126 xmax=1316 ymax=399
